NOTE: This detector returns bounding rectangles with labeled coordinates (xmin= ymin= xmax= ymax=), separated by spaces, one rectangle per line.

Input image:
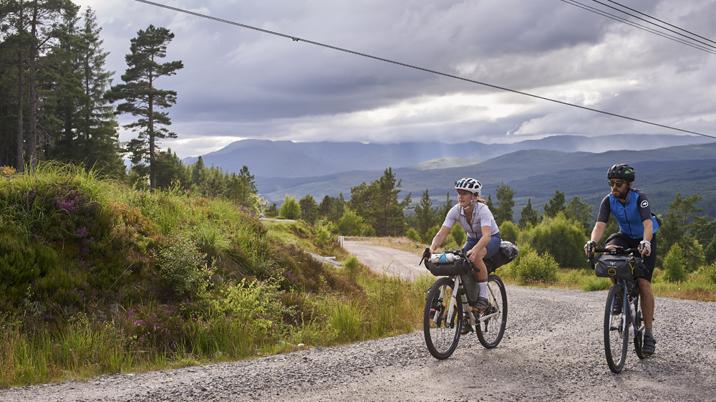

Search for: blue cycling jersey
xmin=598 ymin=189 xmax=659 ymax=240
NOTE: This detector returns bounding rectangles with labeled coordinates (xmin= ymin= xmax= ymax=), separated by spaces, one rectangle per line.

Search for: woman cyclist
xmin=430 ymin=177 xmax=501 ymax=315
xmin=584 ymin=163 xmax=659 ymax=355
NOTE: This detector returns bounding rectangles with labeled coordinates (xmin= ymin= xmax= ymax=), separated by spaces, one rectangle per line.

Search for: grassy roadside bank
xmin=0 ymin=166 xmax=424 ymax=387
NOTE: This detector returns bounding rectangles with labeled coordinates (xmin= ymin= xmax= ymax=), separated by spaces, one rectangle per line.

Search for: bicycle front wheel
xmin=604 ymin=284 xmax=629 ymax=373
xmin=476 ymin=274 xmax=507 ymax=349
xmin=423 ymin=277 xmax=462 ymax=359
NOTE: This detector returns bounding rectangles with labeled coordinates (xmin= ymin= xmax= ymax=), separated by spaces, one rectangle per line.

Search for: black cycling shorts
xmin=605 ymin=232 xmax=657 ymax=282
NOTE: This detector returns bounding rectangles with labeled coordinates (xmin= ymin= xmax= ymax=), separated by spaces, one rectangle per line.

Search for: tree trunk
xmin=148 ymin=74 xmax=155 ymax=190
xmin=16 ymin=48 xmax=25 ymax=172
xmin=27 ymin=0 xmax=39 ymax=170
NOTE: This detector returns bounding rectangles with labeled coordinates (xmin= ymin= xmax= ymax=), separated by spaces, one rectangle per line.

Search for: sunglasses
xmin=608 ymin=180 xmax=626 ymax=188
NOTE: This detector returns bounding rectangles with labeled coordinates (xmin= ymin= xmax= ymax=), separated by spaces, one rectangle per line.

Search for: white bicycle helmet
xmin=454 ymin=177 xmax=482 ymax=195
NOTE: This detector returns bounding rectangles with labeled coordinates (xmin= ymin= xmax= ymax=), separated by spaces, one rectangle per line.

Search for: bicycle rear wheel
xmin=633 ymin=295 xmax=646 ymax=359
xmin=423 ymin=277 xmax=462 ymax=359
xmin=604 ymin=284 xmax=629 ymax=373
xmin=476 ymin=274 xmax=507 ymax=349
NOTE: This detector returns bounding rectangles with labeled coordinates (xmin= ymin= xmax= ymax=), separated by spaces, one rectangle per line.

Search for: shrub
xmin=279 ymin=196 xmax=301 ymax=219
xmin=212 ymin=279 xmax=285 ymax=335
xmin=337 ymin=208 xmax=371 ymax=236
xmin=343 ymin=256 xmax=361 ymax=280
xmin=405 ymin=228 xmax=421 ymax=243
xmin=0 ymin=232 xmax=58 ymax=310
xmin=676 ymin=237 xmax=706 ymax=272
xmin=512 ymin=248 xmax=558 ymax=284
xmin=156 ymin=235 xmax=213 ymax=300
xmin=700 ymin=262 xmax=716 ymax=284
xmin=663 ymin=243 xmax=687 ymax=283
xmin=315 ymin=220 xmax=336 ymax=249
xmin=522 ymin=213 xmax=586 ymax=268
xmin=499 ymin=220 xmax=519 ymax=243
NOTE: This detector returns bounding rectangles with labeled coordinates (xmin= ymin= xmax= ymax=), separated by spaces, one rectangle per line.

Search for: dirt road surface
xmin=2 ymin=240 xmax=714 ymax=401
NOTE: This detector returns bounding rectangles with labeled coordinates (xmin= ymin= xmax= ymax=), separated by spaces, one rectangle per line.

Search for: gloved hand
xmin=584 ymin=240 xmax=596 ymax=257
xmin=638 ymin=240 xmax=651 ymax=256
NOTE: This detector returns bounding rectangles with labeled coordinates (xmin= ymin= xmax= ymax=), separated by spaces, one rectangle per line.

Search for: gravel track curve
xmin=2 ymin=242 xmax=714 ymax=401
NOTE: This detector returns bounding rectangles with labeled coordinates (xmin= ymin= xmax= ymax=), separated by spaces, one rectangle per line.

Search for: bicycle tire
xmin=476 ymin=274 xmax=507 ymax=349
xmin=604 ymin=284 xmax=629 ymax=373
xmin=423 ymin=277 xmax=462 ymax=359
xmin=633 ymin=295 xmax=646 ymax=359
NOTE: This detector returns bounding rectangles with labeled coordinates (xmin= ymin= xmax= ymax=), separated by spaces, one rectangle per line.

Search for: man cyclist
xmin=430 ymin=177 xmax=502 ymax=332
xmin=584 ymin=163 xmax=659 ymax=355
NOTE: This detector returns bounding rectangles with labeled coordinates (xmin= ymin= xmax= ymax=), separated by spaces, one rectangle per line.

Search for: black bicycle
xmin=590 ymin=247 xmax=647 ymax=373
xmin=420 ymin=244 xmax=516 ymax=360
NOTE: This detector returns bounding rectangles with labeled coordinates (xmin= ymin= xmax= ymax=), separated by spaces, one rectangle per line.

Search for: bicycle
xmin=590 ymin=247 xmax=647 ymax=373
xmin=420 ymin=244 xmax=516 ymax=360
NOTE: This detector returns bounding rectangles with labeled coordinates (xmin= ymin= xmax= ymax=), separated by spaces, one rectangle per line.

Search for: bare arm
xmin=430 ymin=226 xmax=451 ymax=253
xmin=590 ymin=221 xmax=607 ymax=244
xmin=642 ymin=219 xmax=653 ymax=243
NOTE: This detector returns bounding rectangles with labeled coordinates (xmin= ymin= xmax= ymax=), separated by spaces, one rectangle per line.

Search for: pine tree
xmin=415 ymin=189 xmax=436 ymax=240
xmin=565 ymin=196 xmax=592 ymax=232
xmin=494 ymin=183 xmax=515 ymax=223
xmin=544 ymin=190 xmax=566 ymax=218
xmin=519 ymin=198 xmax=540 ymax=227
xmin=299 ymin=194 xmax=318 ymax=224
xmin=108 ymin=25 xmax=183 ymax=189
xmin=48 ymin=6 xmax=124 ymax=177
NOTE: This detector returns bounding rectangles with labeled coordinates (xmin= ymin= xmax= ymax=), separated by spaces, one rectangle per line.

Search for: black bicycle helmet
xmin=607 ymin=163 xmax=635 ymax=182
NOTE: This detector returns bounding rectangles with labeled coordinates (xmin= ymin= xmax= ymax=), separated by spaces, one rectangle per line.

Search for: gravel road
xmin=2 ymin=242 xmax=715 ymax=401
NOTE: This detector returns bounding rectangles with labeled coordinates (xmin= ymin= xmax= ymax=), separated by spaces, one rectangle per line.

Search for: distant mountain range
xmin=184 ymin=134 xmax=712 ymax=178
xmin=253 ymin=142 xmax=716 ymax=217
xmin=183 ymin=134 xmax=716 ymax=217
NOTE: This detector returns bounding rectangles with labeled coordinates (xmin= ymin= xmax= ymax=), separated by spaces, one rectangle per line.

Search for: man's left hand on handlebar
xmin=584 ymin=240 xmax=596 ymax=257
xmin=638 ymin=240 xmax=651 ymax=256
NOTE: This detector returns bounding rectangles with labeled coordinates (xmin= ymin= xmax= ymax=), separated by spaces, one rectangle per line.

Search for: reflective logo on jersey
xmin=640 ymin=200 xmax=649 ymax=208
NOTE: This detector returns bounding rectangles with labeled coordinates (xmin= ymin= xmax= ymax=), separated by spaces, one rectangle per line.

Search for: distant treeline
xmin=269 ymin=170 xmax=716 ymax=269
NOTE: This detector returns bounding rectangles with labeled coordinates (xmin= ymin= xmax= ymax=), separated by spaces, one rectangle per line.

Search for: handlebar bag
xmin=424 ymin=257 xmax=472 ymax=277
xmin=594 ymin=254 xmax=635 ymax=280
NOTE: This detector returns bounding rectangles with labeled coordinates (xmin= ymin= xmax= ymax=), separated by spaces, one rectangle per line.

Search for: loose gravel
xmin=2 ymin=242 xmax=714 ymax=401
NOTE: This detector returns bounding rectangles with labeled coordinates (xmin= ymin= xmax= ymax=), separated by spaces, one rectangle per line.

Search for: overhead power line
xmin=605 ymin=0 xmax=716 ymax=46
xmin=134 ymin=0 xmax=716 ymax=140
xmin=591 ymin=0 xmax=716 ymax=51
xmin=561 ymin=0 xmax=716 ymax=55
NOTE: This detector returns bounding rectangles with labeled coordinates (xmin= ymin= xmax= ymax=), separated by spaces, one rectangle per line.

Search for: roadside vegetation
xmin=0 ymin=165 xmax=424 ymax=387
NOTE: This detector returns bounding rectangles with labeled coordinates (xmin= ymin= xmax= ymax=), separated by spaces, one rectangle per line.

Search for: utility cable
xmin=134 ymin=0 xmax=716 ymax=139
xmin=593 ymin=0 xmax=716 ymax=50
xmin=561 ymin=0 xmax=716 ymax=54
xmin=605 ymin=0 xmax=716 ymax=46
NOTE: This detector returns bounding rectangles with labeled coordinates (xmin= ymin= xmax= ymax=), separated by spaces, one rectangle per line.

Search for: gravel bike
xmin=420 ymin=244 xmax=516 ymax=360
xmin=590 ymin=247 xmax=647 ymax=373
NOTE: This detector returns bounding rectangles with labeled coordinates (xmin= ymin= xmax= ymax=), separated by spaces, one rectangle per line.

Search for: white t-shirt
xmin=442 ymin=203 xmax=500 ymax=239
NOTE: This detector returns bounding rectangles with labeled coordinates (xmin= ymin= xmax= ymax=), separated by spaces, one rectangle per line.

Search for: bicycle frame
xmin=435 ymin=274 xmax=500 ymax=329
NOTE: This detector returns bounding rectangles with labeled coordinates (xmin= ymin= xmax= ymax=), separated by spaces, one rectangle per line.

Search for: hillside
xmin=0 ymin=165 xmax=423 ymax=386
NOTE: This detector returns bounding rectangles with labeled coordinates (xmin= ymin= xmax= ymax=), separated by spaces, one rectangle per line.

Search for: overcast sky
xmin=73 ymin=0 xmax=716 ymax=157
